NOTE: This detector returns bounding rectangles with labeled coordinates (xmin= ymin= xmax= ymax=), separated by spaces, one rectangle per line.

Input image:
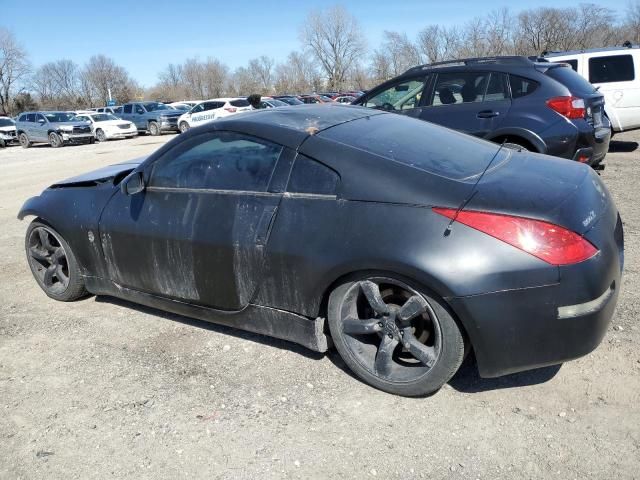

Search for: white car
xmin=544 ymin=45 xmax=640 ymax=133
xmin=177 ymin=98 xmax=252 ymax=133
xmin=169 ymin=101 xmax=199 ymax=111
xmin=73 ymin=112 xmax=138 ymax=142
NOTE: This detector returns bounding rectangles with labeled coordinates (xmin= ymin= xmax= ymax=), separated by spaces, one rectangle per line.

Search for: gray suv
xmin=16 ymin=111 xmax=94 ymax=148
xmin=118 ymin=102 xmax=181 ymax=135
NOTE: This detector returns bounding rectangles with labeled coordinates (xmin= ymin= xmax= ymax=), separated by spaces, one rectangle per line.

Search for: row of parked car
xmin=2 ymin=45 xmax=639 ymax=168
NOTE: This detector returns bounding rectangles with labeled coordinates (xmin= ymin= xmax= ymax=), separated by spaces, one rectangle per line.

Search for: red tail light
xmin=546 ymin=96 xmax=586 ymax=119
xmin=224 ymin=107 xmax=237 ymax=113
xmin=433 ymin=208 xmax=598 ymax=265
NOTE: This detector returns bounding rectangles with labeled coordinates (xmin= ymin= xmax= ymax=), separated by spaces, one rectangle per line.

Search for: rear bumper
xmin=541 ymin=118 xmax=611 ymax=166
xmin=449 ymin=212 xmax=624 ymax=378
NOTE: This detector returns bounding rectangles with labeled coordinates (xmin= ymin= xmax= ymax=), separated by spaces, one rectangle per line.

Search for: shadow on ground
xmin=95 ymin=295 xmax=562 ymax=395
xmin=609 ymin=140 xmax=639 ymax=153
xmin=448 ymin=355 xmax=562 ymax=393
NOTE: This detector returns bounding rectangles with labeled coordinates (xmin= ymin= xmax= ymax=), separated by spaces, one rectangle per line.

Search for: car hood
xmin=156 ymin=110 xmax=182 ymax=117
xmin=50 ymin=121 xmax=92 ymax=128
xmin=0 ymin=125 xmax=16 ymax=133
xmin=51 ymin=157 xmax=146 ymax=187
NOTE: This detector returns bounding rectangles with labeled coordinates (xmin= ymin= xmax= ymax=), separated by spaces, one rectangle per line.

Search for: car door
xmin=33 ymin=113 xmax=48 ymax=142
xmin=418 ymin=71 xmax=512 ymax=138
xmin=98 ymin=130 xmax=286 ymax=311
xmin=132 ymin=104 xmax=147 ymax=129
xmin=120 ymin=104 xmax=133 ymax=124
xmin=360 ymin=76 xmax=430 ymax=116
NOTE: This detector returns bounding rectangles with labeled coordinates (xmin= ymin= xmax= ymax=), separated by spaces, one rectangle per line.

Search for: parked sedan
xmin=19 ymin=105 xmax=623 ymax=397
xmin=0 ymin=116 xmax=17 ymax=147
xmin=73 ymin=112 xmax=138 ymax=142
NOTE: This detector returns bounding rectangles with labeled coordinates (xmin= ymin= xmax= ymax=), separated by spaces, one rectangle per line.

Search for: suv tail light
xmin=224 ymin=107 xmax=237 ymax=113
xmin=433 ymin=208 xmax=598 ymax=265
xmin=546 ymin=96 xmax=586 ymax=119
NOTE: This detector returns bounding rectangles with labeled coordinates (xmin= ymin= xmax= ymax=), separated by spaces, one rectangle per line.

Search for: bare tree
xmin=273 ymin=51 xmax=320 ymax=94
xmin=300 ymin=5 xmax=367 ymax=89
xmin=32 ymin=60 xmax=81 ymax=109
xmin=81 ymin=55 xmax=137 ymax=106
xmin=622 ymin=1 xmax=640 ymax=44
xmin=376 ymin=31 xmax=421 ymax=76
xmin=0 ymin=28 xmax=30 ymax=114
xmin=248 ymin=56 xmax=274 ymax=94
xmin=417 ymin=25 xmax=461 ymax=63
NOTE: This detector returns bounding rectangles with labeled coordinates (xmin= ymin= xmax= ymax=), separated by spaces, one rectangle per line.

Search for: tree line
xmin=1 ymin=2 xmax=639 ymax=114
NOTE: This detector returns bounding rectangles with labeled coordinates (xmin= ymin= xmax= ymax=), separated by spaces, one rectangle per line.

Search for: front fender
xmin=17 ymin=195 xmax=47 ymax=221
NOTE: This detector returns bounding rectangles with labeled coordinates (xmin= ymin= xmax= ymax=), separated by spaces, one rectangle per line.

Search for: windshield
xmin=143 ymin=102 xmax=170 ymax=112
xmin=0 ymin=118 xmax=14 ymax=127
xmin=279 ymin=97 xmax=304 ymax=105
xmin=44 ymin=112 xmax=79 ymax=123
xmin=92 ymin=113 xmax=119 ymax=122
xmin=268 ymin=99 xmax=288 ymax=107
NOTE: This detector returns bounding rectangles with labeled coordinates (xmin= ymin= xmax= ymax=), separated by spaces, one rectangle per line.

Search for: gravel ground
xmin=1 ymin=132 xmax=639 ymax=479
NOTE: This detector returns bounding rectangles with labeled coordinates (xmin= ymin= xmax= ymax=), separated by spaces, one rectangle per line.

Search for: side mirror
xmin=121 ymin=171 xmax=145 ymax=195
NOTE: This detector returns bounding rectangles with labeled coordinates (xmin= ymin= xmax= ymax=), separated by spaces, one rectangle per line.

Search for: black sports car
xmin=19 ymin=105 xmax=624 ymax=397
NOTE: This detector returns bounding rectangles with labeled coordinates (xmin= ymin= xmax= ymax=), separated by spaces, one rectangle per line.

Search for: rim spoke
xmin=402 ymin=328 xmax=437 ymax=368
xmin=29 ymin=246 xmax=50 ymax=262
xmin=360 ymin=281 xmax=390 ymax=315
xmin=43 ymin=265 xmax=56 ymax=287
xmin=397 ymin=295 xmax=427 ymax=323
xmin=37 ymin=229 xmax=54 ymax=251
xmin=55 ymin=264 xmax=69 ymax=287
xmin=375 ymin=335 xmax=399 ymax=377
xmin=342 ymin=317 xmax=382 ymax=335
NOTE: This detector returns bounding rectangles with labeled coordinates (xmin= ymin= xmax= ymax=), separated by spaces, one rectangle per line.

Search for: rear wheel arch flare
xmin=490 ymin=135 xmax=538 ymax=152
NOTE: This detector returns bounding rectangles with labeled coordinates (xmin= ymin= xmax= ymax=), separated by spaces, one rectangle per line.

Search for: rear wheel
xmin=148 ymin=121 xmax=160 ymax=136
xmin=328 ymin=275 xmax=464 ymax=397
xmin=49 ymin=132 xmax=63 ymax=148
xmin=25 ymin=221 xmax=88 ymax=302
xmin=19 ymin=132 xmax=31 ymax=148
xmin=503 ymin=142 xmax=529 ymax=152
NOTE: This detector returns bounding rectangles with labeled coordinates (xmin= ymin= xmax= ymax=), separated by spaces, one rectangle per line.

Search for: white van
xmin=544 ymin=45 xmax=640 ymax=134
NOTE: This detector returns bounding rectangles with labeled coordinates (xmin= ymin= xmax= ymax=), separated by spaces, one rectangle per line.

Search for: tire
xmin=49 ymin=132 xmax=63 ymax=148
xmin=88 ymin=137 xmax=95 ymax=144
xmin=328 ymin=275 xmax=464 ymax=397
xmin=148 ymin=121 xmax=160 ymax=136
xmin=19 ymin=132 xmax=31 ymax=148
xmin=25 ymin=220 xmax=89 ymax=302
xmin=179 ymin=121 xmax=190 ymax=133
xmin=95 ymin=129 xmax=107 ymax=142
xmin=0 ymin=138 xmax=5 ymax=148
xmin=503 ymin=142 xmax=529 ymax=152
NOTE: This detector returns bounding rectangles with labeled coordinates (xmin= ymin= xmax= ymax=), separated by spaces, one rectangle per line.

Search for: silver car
xmin=15 ymin=111 xmax=95 ymax=148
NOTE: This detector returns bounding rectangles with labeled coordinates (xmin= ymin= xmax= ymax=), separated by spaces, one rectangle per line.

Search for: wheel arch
xmin=486 ymin=128 xmax=546 ymax=153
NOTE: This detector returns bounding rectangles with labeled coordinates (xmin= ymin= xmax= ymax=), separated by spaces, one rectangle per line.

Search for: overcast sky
xmin=4 ymin=0 xmax=628 ymax=86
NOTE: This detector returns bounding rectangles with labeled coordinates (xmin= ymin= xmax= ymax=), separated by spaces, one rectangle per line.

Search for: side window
xmin=18 ymin=114 xmax=27 ymax=122
xmin=191 ymin=104 xmax=205 ymax=113
xmin=113 ymin=107 xmax=122 ymax=114
xmin=135 ymin=105 xmax=145 ymax=114
xmin=508 ymin=75 xmax=539 ymax=99
xmin=589 ymin=55 xmax=635 ymax=83
xmin=565 ymin=59 xmax=578 ymax=71
xmin=26 ymin=113 xmax=36 ymax=122
xmin=150 ymin=131 xmax=283 ymax=191
xmin=35 ymin=114 xmax=46 ymax=123
xmin=364 ymin=78 xmax=427 ymax=111
xmin=123 ymin=104 xmax=132 ymax=114
xmin=483 ymin=73 xmax=508 ymax=102
xmin=431 ymin=72 xmax=489 ymax=106
xmin=287 ymin=155 xmax=339 ymax=196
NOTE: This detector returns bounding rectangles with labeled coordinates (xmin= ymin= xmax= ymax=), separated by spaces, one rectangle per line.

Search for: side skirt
xmin=84 ymin=277 xmax=329 ymax=353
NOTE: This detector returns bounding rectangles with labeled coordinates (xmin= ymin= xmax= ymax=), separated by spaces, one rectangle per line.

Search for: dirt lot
xmin=1 ymin=132 xmax=639 ymax=479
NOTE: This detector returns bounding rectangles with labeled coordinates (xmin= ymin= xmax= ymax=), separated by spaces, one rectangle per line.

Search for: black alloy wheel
xmin=328 ymin=276 xmax=464 ymax=396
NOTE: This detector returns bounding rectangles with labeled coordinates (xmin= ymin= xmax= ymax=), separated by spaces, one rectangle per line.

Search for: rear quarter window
xmin=589 ymin=55 xmax=635 ymax=83
xmin=545 ymin=65 xmax=597 ymax=94
xmin=230 ymin=99 xmax=250 ymax=107
xmin=508 ymin=75 xmax=539 ymax=99
xmin=288 ymin=155 xmax=339 ymax=195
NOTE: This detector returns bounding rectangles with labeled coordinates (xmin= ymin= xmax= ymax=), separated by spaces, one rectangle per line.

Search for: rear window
xmin=589 ymin=55 xmax=635 ymax=83
xmin=320 ymin=113 xmax=509 ymax=181
xmin=230 ymin=99 xmax=250 ymax=107
xmin=545 ymin=65 xmax=597 ymax=94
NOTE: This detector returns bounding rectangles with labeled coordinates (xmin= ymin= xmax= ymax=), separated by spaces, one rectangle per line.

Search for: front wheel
xmin=25 ymin=221 xmax=88 ymax=301
xmin=148 ymin=121 xmax=160 ymax=136
xmin=95 ymin=129 xmax=107 ymax=142
xmin=179 ymin=121 xmax=190 ymax=133
xmin=49 ymin=132 xmax=63 ymax=148
xmin=328 ymin=276 xmax=465 ymax=397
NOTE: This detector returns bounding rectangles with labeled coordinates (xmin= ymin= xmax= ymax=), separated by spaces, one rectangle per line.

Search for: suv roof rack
xmin=543 ymin=43 xmax=639 ymax=57
xmin=404 ymin=56 xmax=535 ymax=74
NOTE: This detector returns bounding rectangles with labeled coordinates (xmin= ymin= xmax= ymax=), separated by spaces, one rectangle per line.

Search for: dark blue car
xmin=354 ymin=56 xmax=611 ymax=168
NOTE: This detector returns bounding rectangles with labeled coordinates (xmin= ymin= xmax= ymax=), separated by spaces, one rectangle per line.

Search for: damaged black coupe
xmin=19 ymin=105 xmax=623 ymax=396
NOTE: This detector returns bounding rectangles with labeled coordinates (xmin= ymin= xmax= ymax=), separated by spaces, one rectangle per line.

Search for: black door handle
xmin=477 ymin=110 xmax=499 ymax=118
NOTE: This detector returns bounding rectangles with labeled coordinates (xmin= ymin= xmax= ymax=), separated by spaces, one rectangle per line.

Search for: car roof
xmin=544 ymin=45 xmax=640 ymax=57
xmin=185 ymin=104 xmax=385 ymax=149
